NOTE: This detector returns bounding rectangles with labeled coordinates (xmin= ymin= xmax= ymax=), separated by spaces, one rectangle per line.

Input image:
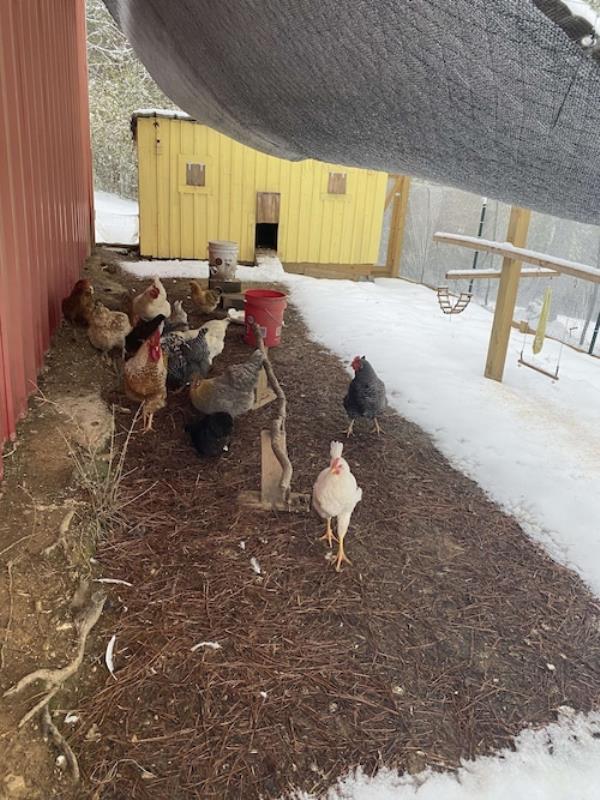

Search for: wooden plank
xmin=384 ymin=175 xmax=402 ymax=211
xmin=446 ymin=267 xmax=558 ymax=280
xmin=284 ymin=262 xmax=372 ymax=279
xmin=434 ymin=232 xmax=600 ymax=284
xmin=256 ymin=191 xmax=280 ymax=223
xmin=484 ymin=207 xmax=531 ymax=382
xmin=386 ymin=175 xmax=411 ymax=278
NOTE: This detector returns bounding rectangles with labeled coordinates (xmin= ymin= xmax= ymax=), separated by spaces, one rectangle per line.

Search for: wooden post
xmin=384 ymin=175 xmax=402 ymax=211
xmin=385 ymin=176 xmax=411 ymax=278
xmin=484 ymin=206 xmax=531 ymax=382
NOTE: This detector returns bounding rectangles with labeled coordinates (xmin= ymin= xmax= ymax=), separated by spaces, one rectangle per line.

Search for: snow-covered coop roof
xmin=105 ymin=0 xmax=600 ymax=224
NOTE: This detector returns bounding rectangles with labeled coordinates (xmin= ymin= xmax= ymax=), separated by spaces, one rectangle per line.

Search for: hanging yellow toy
xmin=533 ymin=287 xmax=552 ymax=355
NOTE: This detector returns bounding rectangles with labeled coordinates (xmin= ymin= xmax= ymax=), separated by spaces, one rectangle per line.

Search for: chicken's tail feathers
xmin=330 ymin=441 xmax=344 ymax=459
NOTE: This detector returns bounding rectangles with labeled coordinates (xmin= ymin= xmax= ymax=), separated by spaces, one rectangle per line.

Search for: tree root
xmin=4 ymin=591 xmax=106 ymax=729
xmin=42 ymin=705 xmax=80 ymax=783
xmin=0 ymin=560 xmax=15 ymax=669
xmin=43 ymin=508 xmax=76 ymax=558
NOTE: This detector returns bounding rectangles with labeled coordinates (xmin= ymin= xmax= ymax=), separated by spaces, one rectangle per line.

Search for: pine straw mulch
xmin=75 ymin=281 xmax=600 ymax=799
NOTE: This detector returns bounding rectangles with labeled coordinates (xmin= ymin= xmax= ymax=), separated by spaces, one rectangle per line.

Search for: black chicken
xmin=162 ymin=328 xmax=210 ymax=389
xmin=185 ymin=412 xmax=233 ymax=457
xmin=343 ymin=356 xmax=386 ymax=436
xmin=124 ymin=314 xmax=165 ymax=359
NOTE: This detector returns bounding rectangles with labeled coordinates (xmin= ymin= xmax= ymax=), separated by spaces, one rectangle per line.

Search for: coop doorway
xmin=255 ymin=192 xmax=280 ymax=253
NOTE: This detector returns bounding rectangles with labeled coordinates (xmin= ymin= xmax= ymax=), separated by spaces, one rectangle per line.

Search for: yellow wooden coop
xmin=133 ymin=111 xmax=387 ymax=272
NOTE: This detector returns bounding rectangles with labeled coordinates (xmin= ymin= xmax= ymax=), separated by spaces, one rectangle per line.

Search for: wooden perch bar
xmin=434 ymin=232 xmax=600 ymax=284
xmin=446 ymin=267 xmax=558 ymax=280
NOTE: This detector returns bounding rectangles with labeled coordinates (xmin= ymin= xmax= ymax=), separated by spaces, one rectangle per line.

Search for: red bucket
xmin=244 ymin=289 xmax=287 ymax=347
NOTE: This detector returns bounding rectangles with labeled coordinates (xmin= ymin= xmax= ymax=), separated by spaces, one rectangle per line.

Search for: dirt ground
xmin=1 ymin=249 xmax=600 ymax=799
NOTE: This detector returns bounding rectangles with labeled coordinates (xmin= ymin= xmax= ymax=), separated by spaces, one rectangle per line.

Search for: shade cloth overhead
xmin=105 ymin=0 xmax=600 ymax=225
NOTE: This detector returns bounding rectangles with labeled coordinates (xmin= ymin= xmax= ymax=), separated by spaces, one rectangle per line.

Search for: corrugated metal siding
xmin=0 ymin=0 xmax=93 ymax=479
xmin=137 ymin=116 xmax=387 ymax=264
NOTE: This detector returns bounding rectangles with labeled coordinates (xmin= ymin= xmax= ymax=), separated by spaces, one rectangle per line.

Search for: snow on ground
xmin=122 ymin=255 xmax=600 ymax=798
xmin=120 ymin=256 xmax=290 ymax=283
xmin=296 ymin=709 xmax=600 ymax=800
xmin=95 ymin=191 xmax=139 ymax=245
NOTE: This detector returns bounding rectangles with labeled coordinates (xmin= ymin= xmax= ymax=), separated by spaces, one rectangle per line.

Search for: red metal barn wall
xmin=0 ymin=0 xmax=93 ymax=478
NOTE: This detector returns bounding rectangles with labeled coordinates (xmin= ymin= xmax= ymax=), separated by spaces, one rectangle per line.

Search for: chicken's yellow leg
xmin=143 ymin=412 xmax=154 ymax=433
xmin=334 ymin=534 xmax=351 ymax=572
xmin=373 ymin=417 xmax=382 ymax=435
xmin=346 ymin=419 xmax=355 ymax=437
xmin=319 ymin=518 xmax=336 ymax=548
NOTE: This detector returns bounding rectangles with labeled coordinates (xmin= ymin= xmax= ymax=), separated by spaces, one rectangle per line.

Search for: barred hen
xmin=343 ymin=356 xmax=386 ymax=436
xmin=162 ymin=328 xmax=210 ymax=389
xmin=189 ymin=349 xmax=264 ymax=417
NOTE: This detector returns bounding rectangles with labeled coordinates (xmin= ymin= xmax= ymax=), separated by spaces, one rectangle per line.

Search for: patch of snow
xmin=95 ymin=190 xmax=138 ymax=245
xmin=120 ymin=255 xmax=291 ymax=284
xmin=293 ymin=710 xmax=600 ymax=799
xmin=133 ymin=108 xmax=192 ymax=120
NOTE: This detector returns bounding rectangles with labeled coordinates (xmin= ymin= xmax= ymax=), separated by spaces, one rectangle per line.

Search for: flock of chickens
xmin=61 ymin=274 xmax=387 ymax=571
xmin=62 ymin=276 xmax=263 ymax=452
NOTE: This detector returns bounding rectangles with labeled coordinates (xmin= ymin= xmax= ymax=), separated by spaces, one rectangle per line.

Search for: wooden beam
xmin=484 ymin=207 xmax=531 ymax=382
xmin=385 ymin=175 xmax=411 ymax=278
xmin=446 ymin=267 xmax=558 ymax=280
xmin=434 ymin=232 xmax=600 ymax=284
xmin=384 ymin=175 xmax=402 ymax=211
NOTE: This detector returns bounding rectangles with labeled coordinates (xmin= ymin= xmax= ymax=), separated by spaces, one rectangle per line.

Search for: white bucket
xmin=208 ymin=240 xmax=238 ymax=280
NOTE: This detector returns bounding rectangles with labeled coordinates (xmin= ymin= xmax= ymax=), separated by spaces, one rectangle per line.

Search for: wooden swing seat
xmin=436 ymin=286 xmax=472 ymax=315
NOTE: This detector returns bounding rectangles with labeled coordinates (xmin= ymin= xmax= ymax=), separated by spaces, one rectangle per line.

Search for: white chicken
xmin=173 ymin=318 xmax=230 ymax=365
xmin=132 ymin=276 xmax=171 ymax=321
xmin=312 ymin=441 xmax=362 ymax=572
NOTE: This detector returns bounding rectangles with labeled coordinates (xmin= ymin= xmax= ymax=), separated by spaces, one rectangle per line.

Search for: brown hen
xmin=123 ymin=325 xmax=167 ymax=432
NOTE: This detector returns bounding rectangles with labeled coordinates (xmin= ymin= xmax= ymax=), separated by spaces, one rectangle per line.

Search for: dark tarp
xmin=105 ymin=0 xmax=600 ymax=225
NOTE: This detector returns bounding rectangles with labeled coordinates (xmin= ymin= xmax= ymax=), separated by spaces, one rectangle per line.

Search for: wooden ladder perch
xmin=239 ymin=323 xmax=311 ymax=513
xmin=436 ymin=287 xmax=472 ymax=315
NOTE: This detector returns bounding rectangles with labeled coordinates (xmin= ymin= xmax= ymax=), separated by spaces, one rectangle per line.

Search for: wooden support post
xmin=385 ymin=176 xmax=411 ymax=278
xmin=384 ymin=175 xmax=402 ymax=211
xmin=484 ymin=206 xmax=531 ymax=382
